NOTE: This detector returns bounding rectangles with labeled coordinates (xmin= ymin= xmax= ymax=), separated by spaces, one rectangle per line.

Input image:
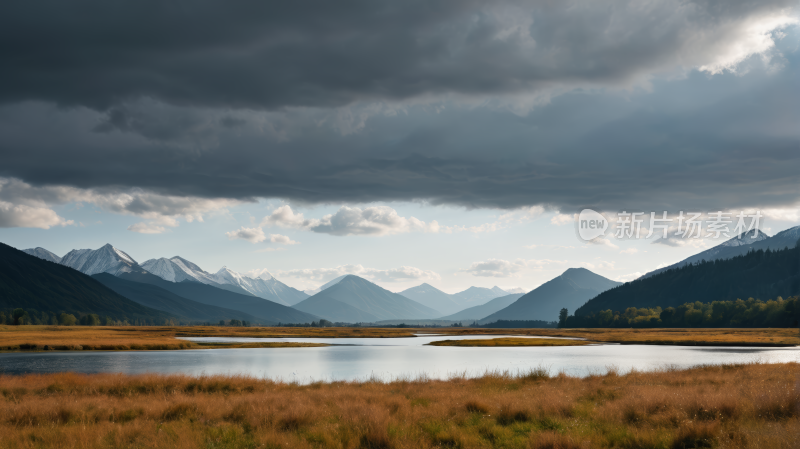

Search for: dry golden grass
xmin=428 ymin=337 xmax=592 ymax=347
xmin=0 ymin=362 xmax=797 ymax=448
xmin=1 ymin=326 xmax=797 ymax=352
xmin=0 ymin=326 xmax=332 ymax=351
xmin=435 ymin=328 xmax=800 ymax=346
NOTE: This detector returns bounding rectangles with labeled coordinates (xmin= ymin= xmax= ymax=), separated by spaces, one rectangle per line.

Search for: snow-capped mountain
xmin=639 ymin=226 xmax=800 ymax=279
xmin=141 ymin=256 xmax=221 ymax=285
xmin=141 ymin=256 xmax=307 ymax=306
xmin=214 ymin=267 xmax=308 ymax=306
xmin=60 ymin=243 xmax=140 ymax=276
xmin=22 ymin=247 xmax=62 ymax=263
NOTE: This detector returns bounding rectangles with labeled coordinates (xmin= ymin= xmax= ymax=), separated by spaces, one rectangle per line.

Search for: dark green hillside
xmin=118 ymin=271 xmax=318 ymax=324
xmin=0 ymin=242 xmax=172 ymax=322
xmin=93 ymin=273 xmax=263 ymax=324
xmin=575 ymin=244 xmax=800 ymax=317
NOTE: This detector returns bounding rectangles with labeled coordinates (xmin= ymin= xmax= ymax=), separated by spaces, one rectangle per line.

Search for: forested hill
xmin=0 ymin=242 xmax=172 ymax=322
xmin=575 ymin=243 xmax=800 ymax=316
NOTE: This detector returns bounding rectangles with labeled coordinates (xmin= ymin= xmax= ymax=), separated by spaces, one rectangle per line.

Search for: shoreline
xmin=1 ymin=325 xmax=797 ymax=352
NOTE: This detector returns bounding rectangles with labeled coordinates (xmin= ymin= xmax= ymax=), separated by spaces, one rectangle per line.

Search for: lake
xmin=1 ymin=335 xmax=797 ymax=382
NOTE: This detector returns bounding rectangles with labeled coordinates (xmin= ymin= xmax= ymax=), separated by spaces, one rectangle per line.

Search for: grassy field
xmin=428 ymin=337 xmax=592 ymax=347
xmin=1 ymin=325 xmax=797 ymax=351
xmin=0 ymin=326 xmax=336 ymax=351
xmin=439 ymin=328 xmax=800 ymax=346
xmin=0 ymin=362 xmax=797 ymax=448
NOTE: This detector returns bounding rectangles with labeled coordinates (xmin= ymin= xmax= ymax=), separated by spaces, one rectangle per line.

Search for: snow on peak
xmin=141 ymin=258 xmax=177 ymax=282
xmin=245 ymin=268 xmax=274 ymax=281
xmin=60 ymin=244 xmax=138 ymax=276
xmin=112 ymin=247 xmax=136 ymax=264
xmin=719 ymin=231 xmax=769 ymax=248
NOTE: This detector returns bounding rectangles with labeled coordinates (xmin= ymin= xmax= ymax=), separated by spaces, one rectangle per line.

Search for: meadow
xmin=1 ymin=326 xmax=797 ymax=351
xmin=0 ymin=362 xmax=797 ymax=449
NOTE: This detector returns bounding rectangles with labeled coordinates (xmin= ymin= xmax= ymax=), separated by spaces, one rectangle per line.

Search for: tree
xmin=219 ymin=320 xmax=226 ymax=326
xmin=558 ymin=308 xmax=568 ymax=328
xmin=59 ymin=313 xmax=77 ymax=326
xmin=12 ymin=308 xmax=26 ymax=325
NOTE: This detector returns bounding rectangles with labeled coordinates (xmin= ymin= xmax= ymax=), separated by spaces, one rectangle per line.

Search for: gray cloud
xmin=0 ymin=1 xmax=799 ymax=214
xmin=0 ymin=1 xmax=795 ymax=110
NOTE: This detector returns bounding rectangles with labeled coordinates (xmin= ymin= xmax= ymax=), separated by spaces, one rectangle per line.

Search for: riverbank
xmin=0 ymin=362 xmax=796 ymax=449
xmin=1 ymin=325 xmax=797 ymax=351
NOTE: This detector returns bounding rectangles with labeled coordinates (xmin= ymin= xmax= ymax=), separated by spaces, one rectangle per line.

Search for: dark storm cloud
xmin=1 ymin=58 xmax=799 ymax=213
xmin=0 ymin=0 xmax=799 ymax=214
xmin=0 ymin=0 xmax=795 ymax=110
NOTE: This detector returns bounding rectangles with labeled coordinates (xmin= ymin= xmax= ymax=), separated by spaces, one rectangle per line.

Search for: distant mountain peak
xmin=21 ymin=247 xmax=62 ymax=264
xmin=719 ymin=231 xmax=769 ymax=248
xmin=774 ymin=225 xmax=800 ymax=241
xmin=60 ymin=243 xmax=140 ymax=276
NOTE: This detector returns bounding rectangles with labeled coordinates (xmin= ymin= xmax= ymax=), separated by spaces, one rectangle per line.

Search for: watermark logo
xmin=577 ymin=209 xmax=608 ymax=241
xmin=574 ymin=209 xmax=763 ymax=242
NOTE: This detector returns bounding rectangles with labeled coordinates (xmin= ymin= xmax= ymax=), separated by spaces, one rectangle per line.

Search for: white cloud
xmin=244 ymin=268 xmax=274 ymax=280
xmin=761 ymin=207 xmax=800 ymax=223
xmin=614 ymin=272 xmax=644 ymax=282
xmin=0 ymin=176 xmax=237 ymax=231
xmin=460 ymin=258 xmax=567 ymax=278
xmin=254 ymin=247 xmax=286 ymax=253
xmin=270 ymin=234 xmax=299 ymax=245
xmin=261 ymin=204 xmax=440 ymax=236
xmin=462 ymin=259 xmax=527 ymax=278
xmin=580 ymin=261 xmax=616 ymax=271
xmin=620 ymin=248 xmax=639 ymax=255
xmin=226 ymin=226 xmax=266 ymax=243
xmin=273 ymin=264 xmax=440 ymax=285
xmin=0 ymin=200 xmax=73 ymax=229
xmin=551 ymin=213 xmax=575 ymax=226
xmin=261 ymin=205 xmax=307 ymax=228
xmin=127 ymin=222 xmax=167 ymax=234
xmin=698 ymin=15 xmax=799 ymax=75
xmin=586 ymin=237 xmax=619 ymax=249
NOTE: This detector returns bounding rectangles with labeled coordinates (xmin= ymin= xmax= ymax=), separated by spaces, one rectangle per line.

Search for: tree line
xmin=575 ymin=245 xmax=800 ymax=316
xmin=0 ymin=308 xmax=237 ymax=327
xmin=559 ymin=296 xmax=799 ymax=328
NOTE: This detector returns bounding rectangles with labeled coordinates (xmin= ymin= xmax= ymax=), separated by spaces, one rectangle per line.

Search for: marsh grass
xmin=0 ymin=362 xmax=797 ymax=448
xmin=1 ymin=326 xmax=797 ymax=352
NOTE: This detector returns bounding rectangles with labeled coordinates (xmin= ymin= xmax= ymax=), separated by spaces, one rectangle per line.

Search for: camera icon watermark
xmin=574 ymin=209 xmax=762 ymax=242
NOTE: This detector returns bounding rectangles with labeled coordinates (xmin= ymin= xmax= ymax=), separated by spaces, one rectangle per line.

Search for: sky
xmin=1 ymin=1 xmax=800 ymax=294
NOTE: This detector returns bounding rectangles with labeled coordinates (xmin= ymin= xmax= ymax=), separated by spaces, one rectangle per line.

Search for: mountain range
xmin=117 ymin=270 xmax=318 ymax=324
xmin=398 ymin=284 xmax=515 ymax=315
xmin=640 ymin=227 xmax=800 ymax=279
xmin=142 ymin=256 xmax=308 ymax=306
xmin=93 ymin=273 xmax=265 ymax=324
xmin=440 ymin=293 xmax=524 ymax=321
xmin=12 ymin=224 xmax=800 ymax=327
xmin=576 ymin=241 xmax=800 ymax=316
xmin=293 ymin=275 xmax=441 ymax=323
xmin=2 ymin=243 xmax=171 ymax=322
xmin=480 ymin=268 xmax=622 ymax=323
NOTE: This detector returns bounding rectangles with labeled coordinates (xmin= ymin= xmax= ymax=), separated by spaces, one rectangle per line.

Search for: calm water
xmin=1 ymin=335 xmax=797 ymax=383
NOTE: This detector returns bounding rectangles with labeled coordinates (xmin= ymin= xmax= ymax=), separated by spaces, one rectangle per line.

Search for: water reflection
xmin=0 ymin=335 xmax=797 ymax=383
